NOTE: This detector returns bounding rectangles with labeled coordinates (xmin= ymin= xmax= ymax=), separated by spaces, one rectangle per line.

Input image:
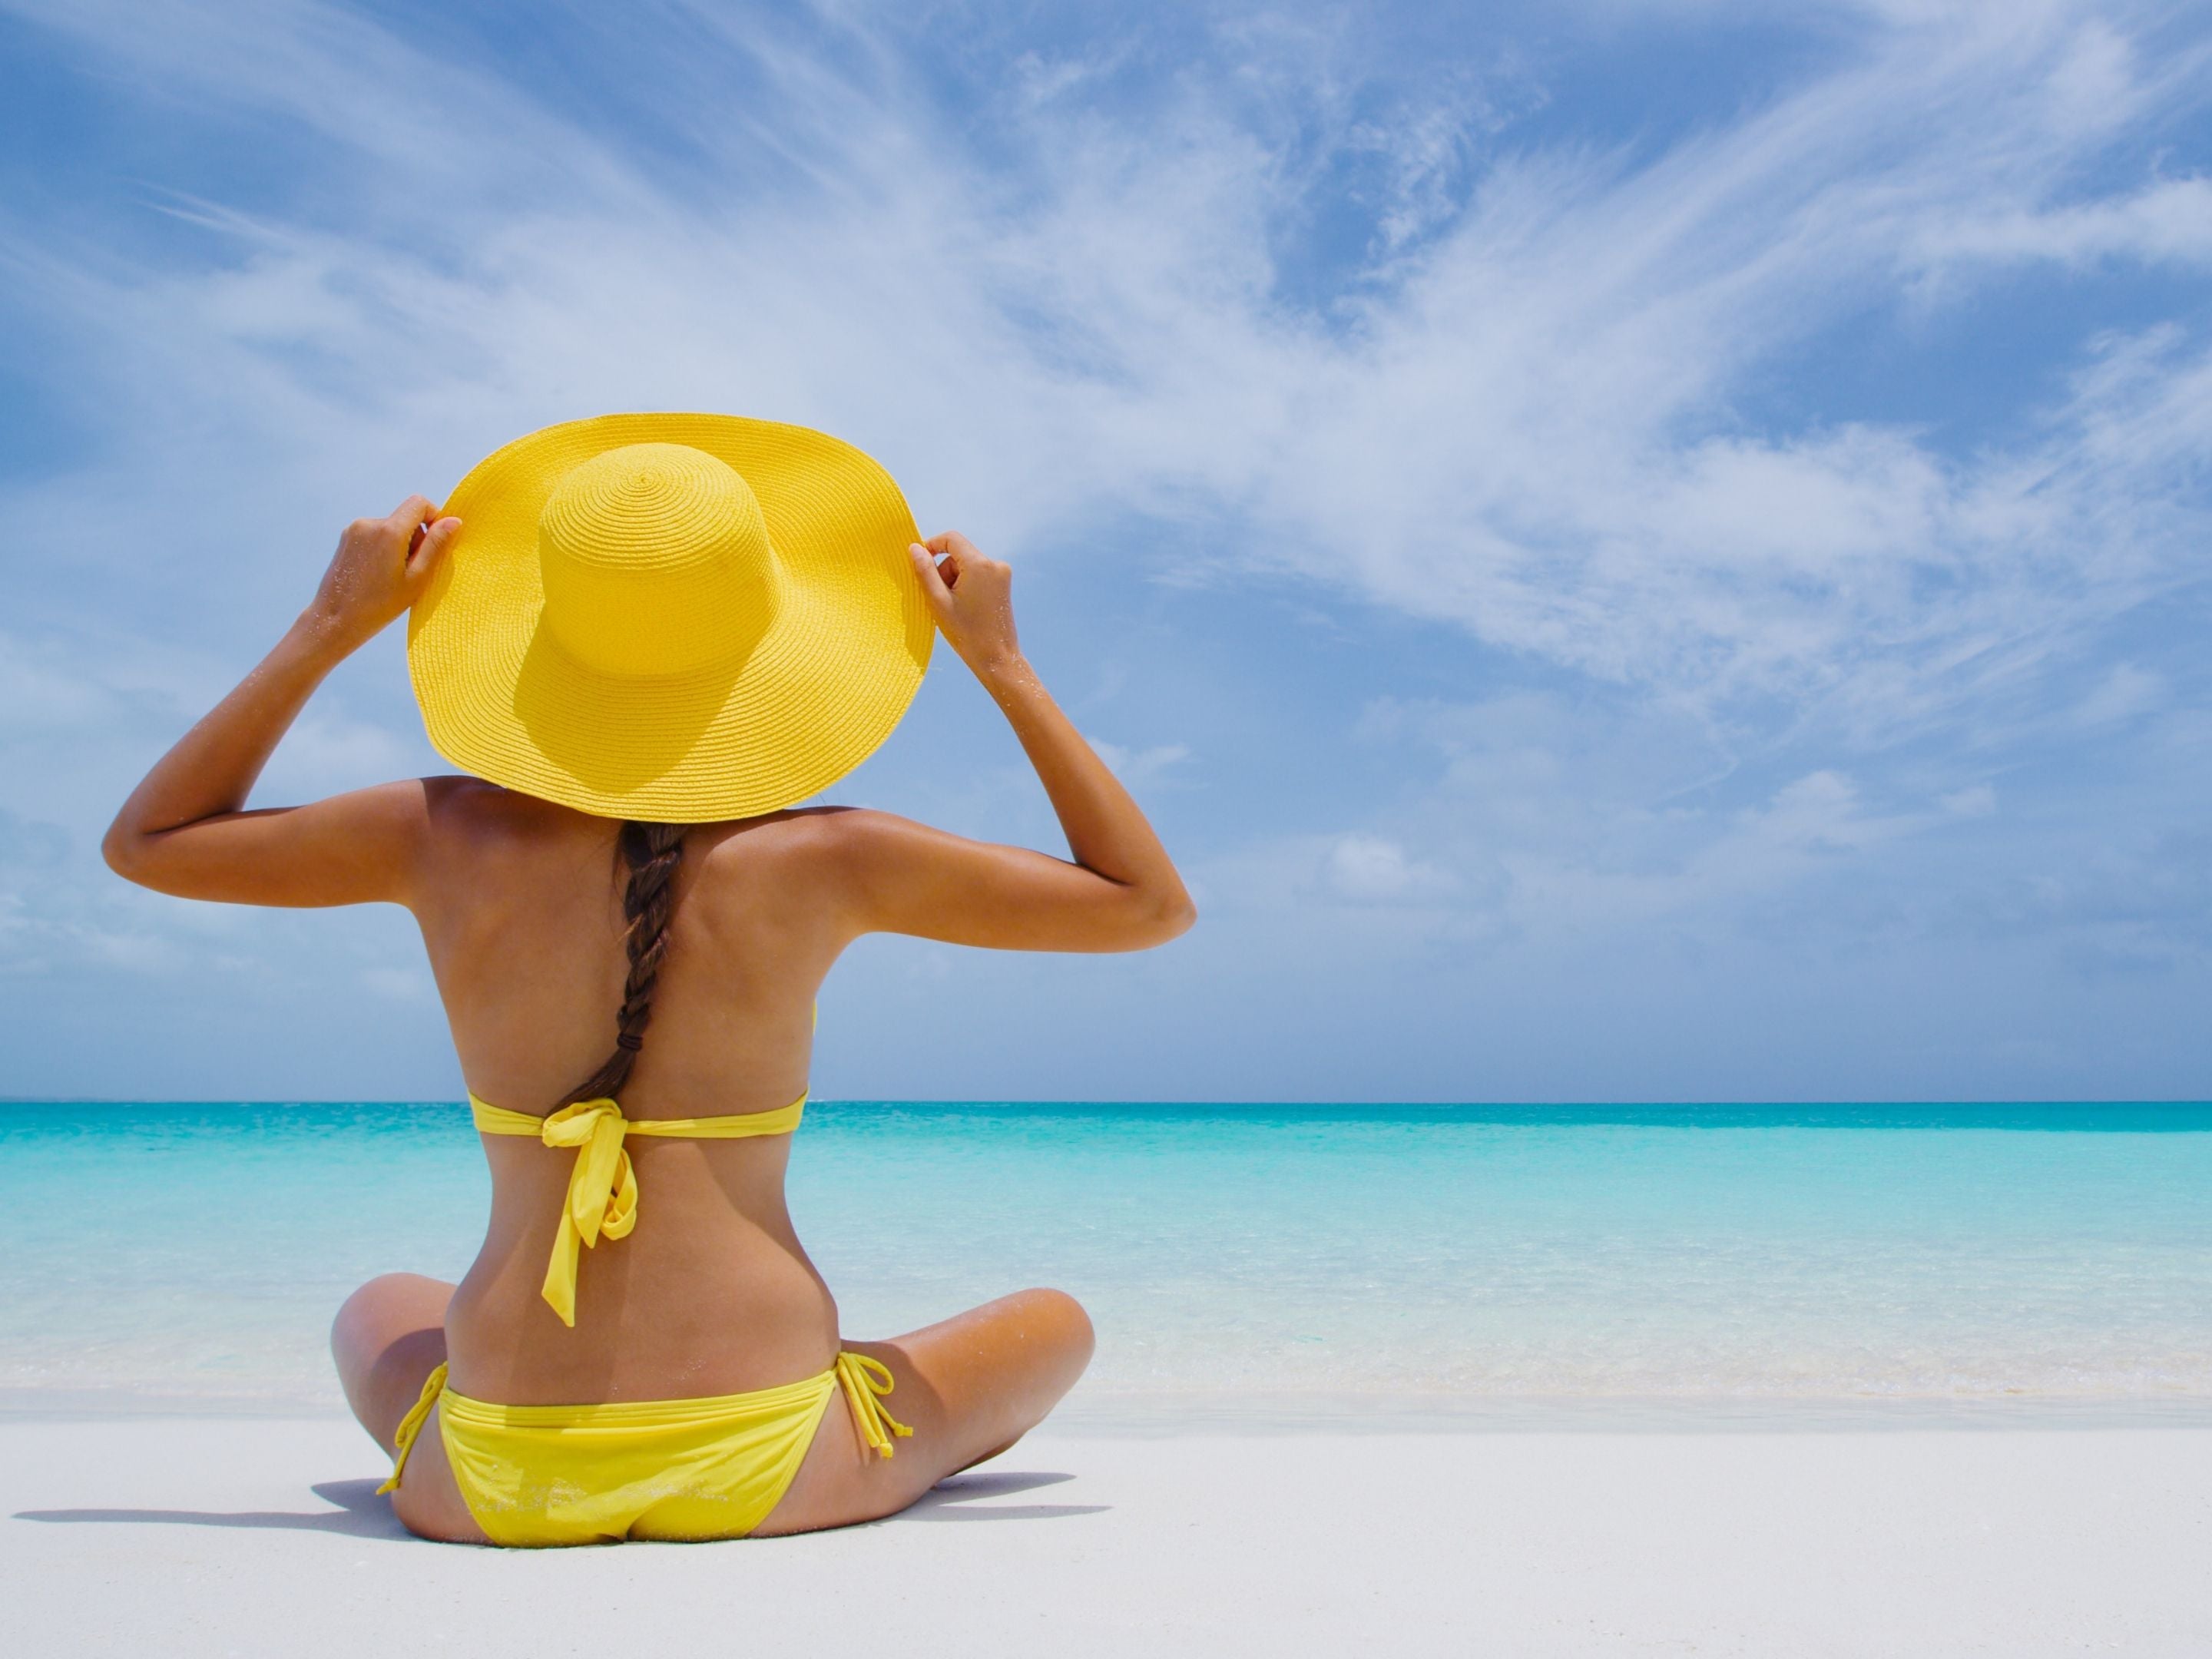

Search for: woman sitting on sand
xmin=104 ymin=416 xmax=1193 ymax=1545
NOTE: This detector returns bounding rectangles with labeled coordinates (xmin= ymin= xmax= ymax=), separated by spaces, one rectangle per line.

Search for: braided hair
xmin=561 ymin=820 xmax=687 ymax=1107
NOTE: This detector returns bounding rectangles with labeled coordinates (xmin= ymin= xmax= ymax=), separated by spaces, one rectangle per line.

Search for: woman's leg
xmin=329 ymin=1272 xmax=485 ymax=1543
xmin=753 ymin=1286 xmax=1096 ymax=1537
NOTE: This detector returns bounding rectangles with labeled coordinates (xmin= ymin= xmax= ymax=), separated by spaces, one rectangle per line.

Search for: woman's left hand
xmin=303 ymin=495 xmax=462 ymax=651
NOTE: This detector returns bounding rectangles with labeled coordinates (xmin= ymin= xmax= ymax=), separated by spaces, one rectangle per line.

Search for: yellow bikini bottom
xmin=379 ymin=1351 xmax=912 ymax=1546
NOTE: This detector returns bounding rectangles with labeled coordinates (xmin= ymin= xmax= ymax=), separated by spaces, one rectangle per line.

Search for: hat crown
xmin=538 ymin=442 xmax=780 ymax=678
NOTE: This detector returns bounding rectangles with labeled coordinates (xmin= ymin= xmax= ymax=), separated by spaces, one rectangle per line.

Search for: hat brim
xmin=408 ymin=413 xmax=932 ymax=821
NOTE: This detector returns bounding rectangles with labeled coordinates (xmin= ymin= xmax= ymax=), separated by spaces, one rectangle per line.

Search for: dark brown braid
xmin=561 ymin=820 xmax=688 ymax=1107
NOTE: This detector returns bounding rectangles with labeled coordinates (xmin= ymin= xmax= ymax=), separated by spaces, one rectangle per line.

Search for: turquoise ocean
xmin=6 ymin=1101 xmax=2210 ymax=1423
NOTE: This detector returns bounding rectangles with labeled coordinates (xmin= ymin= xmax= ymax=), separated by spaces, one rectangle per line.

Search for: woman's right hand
xmin=908 ymin=532 xmax=1022 ymax=678
xmin=104 ymin=494 xmax=462 ymax=907
xmin=305 ymin=495 xmax=462 ymax=653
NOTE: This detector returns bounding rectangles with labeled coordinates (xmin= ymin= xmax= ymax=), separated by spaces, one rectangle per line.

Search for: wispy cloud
xmin=2 ymin=0 xmax=2207 ymax=1097
xmin=1088 ymin=737 xmax=1193 ymax=789
xmin=1910 ymin=175 xmax=2212 ymax=270
xmin=11 ymin=4 xmax=2204 ymax=724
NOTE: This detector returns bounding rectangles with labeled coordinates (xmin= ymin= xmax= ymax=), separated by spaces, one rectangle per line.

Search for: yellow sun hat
xmin=407 ymin=413 xmax=932 ymax=821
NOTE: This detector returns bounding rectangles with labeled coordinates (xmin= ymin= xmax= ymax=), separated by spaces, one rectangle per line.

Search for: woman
xmin=104 ymin=415 xmax=1193 ymax=1545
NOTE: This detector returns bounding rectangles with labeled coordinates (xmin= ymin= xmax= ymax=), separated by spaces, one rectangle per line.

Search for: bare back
xmin=416 ymin=782 xmax=863 ymax=1405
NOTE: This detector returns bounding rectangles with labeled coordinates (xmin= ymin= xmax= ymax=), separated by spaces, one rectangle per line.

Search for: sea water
xmin=5 ymin=1101 xmax=2210 ymax=1420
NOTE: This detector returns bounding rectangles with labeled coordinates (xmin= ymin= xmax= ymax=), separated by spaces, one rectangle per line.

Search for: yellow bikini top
xmin=471 ymin=1092 xmax=806 ymax=1327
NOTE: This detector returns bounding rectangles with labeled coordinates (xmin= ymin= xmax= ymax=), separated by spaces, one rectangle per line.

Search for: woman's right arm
xmin=830 ymin=533 xmax=1195 ymax=954
xmin=102 ymin=497 xmax=462 ymax=909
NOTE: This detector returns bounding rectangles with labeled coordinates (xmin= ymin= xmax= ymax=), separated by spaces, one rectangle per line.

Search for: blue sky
xmin=2 ymin=0 xmax=2208 ymax=1102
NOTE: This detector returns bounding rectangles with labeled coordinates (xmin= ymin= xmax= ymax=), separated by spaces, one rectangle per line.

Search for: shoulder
xmin=413 ymin=778 xmax=606 ymax=864
xmin=695 ymin=804 xmax=914 ymax=859
xmin=687 ymin=805 xmax=926 ymax=903
xmin=418 ymin=776 xmax=537 ymax=829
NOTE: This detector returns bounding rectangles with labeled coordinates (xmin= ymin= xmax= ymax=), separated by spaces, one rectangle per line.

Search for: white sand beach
xmin=6 ymin=1414 xmax=2209 ymax=1657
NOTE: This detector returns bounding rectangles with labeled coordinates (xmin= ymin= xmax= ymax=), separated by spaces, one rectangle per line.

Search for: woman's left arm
xmin=103 ymin=496 xmax=462 ymax=909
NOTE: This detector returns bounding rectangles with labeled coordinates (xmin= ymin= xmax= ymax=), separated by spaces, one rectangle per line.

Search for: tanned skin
xmin=106 ymin=496 xmax=1193 ymax=1540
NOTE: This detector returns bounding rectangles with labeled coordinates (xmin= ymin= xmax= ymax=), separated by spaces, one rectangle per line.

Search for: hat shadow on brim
xmin=512 ymin=618 xmax=761 ymax=798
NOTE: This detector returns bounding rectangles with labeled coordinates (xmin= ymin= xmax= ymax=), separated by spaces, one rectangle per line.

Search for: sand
xmin=5 ymin=1413 xmax=2209 ymax=1657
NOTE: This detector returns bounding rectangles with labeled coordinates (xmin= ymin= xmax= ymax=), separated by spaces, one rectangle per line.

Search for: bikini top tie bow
xmin=536 ymin=1099 xmax=638 ymax=1326
xmin=469 ymin=1092 xmax=808 ymax=1327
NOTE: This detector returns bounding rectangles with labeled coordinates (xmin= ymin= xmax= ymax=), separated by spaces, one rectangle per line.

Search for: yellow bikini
xmin=473 ymin=1094 xmax=810 ymax=1328
xmin=379 ymin=1093 xmax=912 ymax=1545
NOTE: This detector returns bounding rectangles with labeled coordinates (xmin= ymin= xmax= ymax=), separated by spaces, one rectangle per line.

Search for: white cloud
xmin=1 ymin=0 xmax=2207 ymax=1095
xmin=1087 ymin=738 xmax=1192 ymax=789
xmin=1321 ymin=833 xmax=1458 ymax=903
xmin=361 ymin=965 xmax=431 ymax=1002
xmin=2069 ymin=663 xmax=2166 ymax=728
xmin=256 ymin=712 xmax=430 ymax=801
xmin=3 ymin=0 xmax=2204 ymax=766
xmin=1909 ymin=176 xmax=2212 ymax=271
xmin=1952 ymin=824 xmax=2212 ymax=975
xmin=1940 ymin=784 xmax=1998 ymax=818
xmin=1482 ymin=769 xmax=1922 ymax=938
xmin=0 ymin=637 xmax=114 ymax=733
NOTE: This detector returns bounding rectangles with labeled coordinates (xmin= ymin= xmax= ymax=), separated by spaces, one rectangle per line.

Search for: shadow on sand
xmin=15 ymin=1479 xmax=409 ymax=1540
xmin=15 ymin=1470 xmax=1108 ymax=1536
xmin=889 ymin=1469 xmax=1110 ymax=1523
